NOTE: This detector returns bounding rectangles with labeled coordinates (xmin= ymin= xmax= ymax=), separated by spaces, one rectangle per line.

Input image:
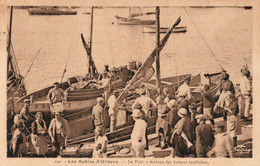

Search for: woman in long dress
xmin=30 ymin=112 xmax=49 ymax=156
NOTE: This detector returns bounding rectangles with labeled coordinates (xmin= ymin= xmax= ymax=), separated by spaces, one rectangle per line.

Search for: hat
xmin=97 ymin=97 xmax=105 ymax=103
xmin=167 ymin=99 xmax=178 ymax=109
xmin=131 ymin=109 xmax=143 ymax=118
xmin=177 ymin=108 xmax=188 ymax=118
xmin=137 ymin=89 xmax=146 ymax=95
xmin=24 ymin=99 xmax=30 ymax=103
xmin=54 ymin=110 xmax=63 ymax=115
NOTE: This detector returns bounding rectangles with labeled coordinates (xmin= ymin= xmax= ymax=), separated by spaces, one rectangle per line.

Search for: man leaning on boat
xmin=47 ymin=82 xmax=66 ymax=114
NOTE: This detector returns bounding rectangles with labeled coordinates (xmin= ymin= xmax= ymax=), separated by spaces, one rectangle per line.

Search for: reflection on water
xmin=11 ymin=7 xmax=252 ymax=93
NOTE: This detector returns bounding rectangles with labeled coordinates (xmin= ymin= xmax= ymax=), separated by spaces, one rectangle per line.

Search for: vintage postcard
xmin=0 ymin=0 xmax=259 ymax=165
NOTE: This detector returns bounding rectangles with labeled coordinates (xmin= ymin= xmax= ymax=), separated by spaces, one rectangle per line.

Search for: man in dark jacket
xmin=195 ymin=115 xmax=214 ymax=157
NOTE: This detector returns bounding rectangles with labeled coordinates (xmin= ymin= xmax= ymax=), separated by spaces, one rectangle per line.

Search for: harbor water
xmin=11 ymin=7 xmax=252 ymax=93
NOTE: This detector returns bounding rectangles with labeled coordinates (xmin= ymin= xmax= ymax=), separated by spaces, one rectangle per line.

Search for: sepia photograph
xmin=4 ymin=4 xmax=254 ymax=162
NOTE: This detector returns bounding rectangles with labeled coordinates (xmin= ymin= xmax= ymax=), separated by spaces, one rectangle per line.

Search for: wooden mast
xmin=7 ymin=6 xmax=13 ymax=76
xmin=155 ymin=6 xmax=161 ymax=94
xmin=89 ymin=7 xmax=94 ymax=56
xmin=88 ymin=6 xmax=95 ymax=76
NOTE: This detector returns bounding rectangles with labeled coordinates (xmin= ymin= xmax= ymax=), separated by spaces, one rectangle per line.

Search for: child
xmin=93 ymin=126 xmax=108 ymax=158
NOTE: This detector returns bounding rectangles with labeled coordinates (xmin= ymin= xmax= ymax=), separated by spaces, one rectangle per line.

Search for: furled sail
xmin=117 ymin=16 xmax=181 ymax=102
xmin=81 ymin=34 xmax=98 ymax=78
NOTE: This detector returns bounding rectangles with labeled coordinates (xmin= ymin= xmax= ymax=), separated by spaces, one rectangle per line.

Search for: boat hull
xmin=143 ymin=26 xmax=187 ymax=33
xmin=27 ymin=8 xmax=77 ymax=15
xmin=116 ymin=17 xmax=156 ymax=25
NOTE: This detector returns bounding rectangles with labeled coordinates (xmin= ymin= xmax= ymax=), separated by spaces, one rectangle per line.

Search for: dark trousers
xmin=52 ymin=134 xmax=65 ymax=153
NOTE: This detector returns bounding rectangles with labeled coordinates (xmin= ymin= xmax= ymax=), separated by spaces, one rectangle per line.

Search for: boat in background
xmin=115 ymin=7 xmax=156 ymax=25
xmin=143 ymin=25 xmax=187 ymax=33
xmin=27 ymin=6 xmax=77 ymax=15
xmin=11 ymin=7 xmax=138 ymax=122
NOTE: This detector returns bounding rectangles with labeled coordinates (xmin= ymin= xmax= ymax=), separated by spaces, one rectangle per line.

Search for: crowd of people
xmin=91 ymin=65 xmax=252 ymax=158
xmin=9 ymin=82 xmax=70 ymax=157
xmin=8 ymin=64 xmax=252 ymax=158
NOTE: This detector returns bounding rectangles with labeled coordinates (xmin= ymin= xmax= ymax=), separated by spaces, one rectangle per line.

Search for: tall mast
xmin=155 ymin=6 xmax=161 ymax=94
xmin=7 ymin=6 xmax=13 ymax=75
xmin=89 ymin=6 xmax=94 ymax=58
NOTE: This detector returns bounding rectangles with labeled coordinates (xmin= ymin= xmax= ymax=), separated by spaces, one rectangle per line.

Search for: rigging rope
xmin=24 ymin=17 xmax=54 ymax=79
xmin=183 ymin=7 xmax=224 ymax=71
xmin=60 ymin=14 xmax=79 ymax=83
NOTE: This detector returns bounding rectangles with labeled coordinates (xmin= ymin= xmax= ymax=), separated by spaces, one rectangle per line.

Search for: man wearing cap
xmin=167 ymin=99 xmax=180 ymax=130
xmin=99 ymin=73 xmax=111 ymax=105
xmin=92 ymin=97 xmax=106 ymax=139
xmin=48 ymin=111 xmax=70 ymax=154
xmin=207 ymin=123 xmax=233 ymax=158
xmin=47 ymin=82 xmax=66 ymax=104
xmin=214 ymin=73 xmax=235 ymax=118
xmin=139 ymin=83 xmax=150 ymax=97
xmin=131 ymin=109 xmax=147 ymax=158
xmin=108 ymin=90 xmax=119 ymax=132
xmin=239 ymin=67 xmax=251 ymax=120
xmin=132 ymin=89 xmax=157 ymax=119
xmin=195 ymin=114 xmax=214 ymax=157
xmin=19 ymin=99 xmax=35 ymax=128
xmin=175 ymin=78 xmax=192 ymax=103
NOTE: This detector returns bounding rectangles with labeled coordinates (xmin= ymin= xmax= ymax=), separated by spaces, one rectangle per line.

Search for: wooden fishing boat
xmin=115 ymin=16 xmax=156 ymax=25
xmin=27 ymin=7 xmax=77 ymax=15
xmin=7 ymin=6 xmax=27 ymax=117
xmin=143 ymin=26 xmax=187 ymax=33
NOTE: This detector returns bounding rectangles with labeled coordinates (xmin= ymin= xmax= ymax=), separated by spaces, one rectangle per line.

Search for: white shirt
xmin=132 ymin=95 xmax=156 ymax=116
xmin=108 ymin=95 xmax=118 ymax=115
xmin=176 ymin=82 xmax=191 ymax=100
xmin=101 ymin=78 xmax=110 ymax=89
xmin=240 ymin=76 xmax=251 ymax=95
xmin=131 ymin=119 xmax=147 ymax=146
